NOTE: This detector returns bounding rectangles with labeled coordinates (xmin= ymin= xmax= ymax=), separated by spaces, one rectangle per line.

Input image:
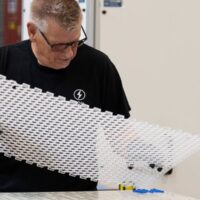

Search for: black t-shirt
xmin=0 ymin=40 xmax=131 ymax=192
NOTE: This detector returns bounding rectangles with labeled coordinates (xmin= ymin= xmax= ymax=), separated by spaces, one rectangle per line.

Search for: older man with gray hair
xmin=0 ymin=0 xmax=130 ymax=192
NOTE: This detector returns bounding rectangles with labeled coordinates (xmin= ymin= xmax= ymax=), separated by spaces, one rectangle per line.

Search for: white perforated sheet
xmin=0 ymin=74 xmax=200 ymax=187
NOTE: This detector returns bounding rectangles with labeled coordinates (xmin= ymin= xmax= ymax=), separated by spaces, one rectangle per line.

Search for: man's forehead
xmin=46 ymin=20 xmax=81 ymax=35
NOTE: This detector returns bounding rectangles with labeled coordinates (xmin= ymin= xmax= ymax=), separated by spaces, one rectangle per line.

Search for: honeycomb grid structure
xmin=0 ymin=74 xmax=200 ymax=188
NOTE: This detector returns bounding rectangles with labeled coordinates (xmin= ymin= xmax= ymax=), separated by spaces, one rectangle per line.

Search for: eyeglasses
xmin=38 ymin=26 xmax=87 ymax=52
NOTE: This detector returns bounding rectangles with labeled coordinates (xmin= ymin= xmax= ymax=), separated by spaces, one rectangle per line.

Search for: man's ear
xmin=27 ymin=22 xmax=37 ymax=41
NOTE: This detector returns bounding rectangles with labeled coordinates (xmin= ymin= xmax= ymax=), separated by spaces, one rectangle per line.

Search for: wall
xmin=96 ymin=0 xmax=200 ymax=198
xmin=0 ymin=0 xmax=21 ymax=46
xmin=21 ymin=0 xmax=30 ymax=40
xmin=3 ymin=0 xmax=22 ymax=44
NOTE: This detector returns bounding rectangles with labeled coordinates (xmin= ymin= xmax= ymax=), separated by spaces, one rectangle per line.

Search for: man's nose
xmin=63 ymin=46 xmax=75 ymax=59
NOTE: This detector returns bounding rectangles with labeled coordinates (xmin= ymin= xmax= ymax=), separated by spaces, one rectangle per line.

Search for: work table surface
xmin=0 ymin=191 xmax=198 ymax=200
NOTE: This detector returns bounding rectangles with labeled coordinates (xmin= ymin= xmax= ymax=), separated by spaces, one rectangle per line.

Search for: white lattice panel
xmin=0 ymin=74 xmax=200 ymax=187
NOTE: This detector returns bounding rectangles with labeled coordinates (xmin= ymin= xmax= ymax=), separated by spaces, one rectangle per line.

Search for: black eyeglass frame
xmin=38 ymin=26 xmax=87 ymax=52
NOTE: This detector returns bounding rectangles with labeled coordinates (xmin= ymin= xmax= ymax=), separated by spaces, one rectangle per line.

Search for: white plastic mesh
xmin=0 ymin=74 xmax=200 ymax=188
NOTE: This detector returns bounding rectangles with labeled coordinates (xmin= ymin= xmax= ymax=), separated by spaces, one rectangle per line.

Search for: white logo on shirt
xmin=73 ymin=89 xmax=86 ymax=101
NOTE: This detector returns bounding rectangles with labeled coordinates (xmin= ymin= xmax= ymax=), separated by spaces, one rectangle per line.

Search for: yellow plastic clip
xmin=119 ymin=184 xmax=136 ymax=191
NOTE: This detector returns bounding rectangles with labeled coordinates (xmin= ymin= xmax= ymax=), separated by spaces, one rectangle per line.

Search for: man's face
xmin=28 ymin=19 xmax=81 ymax=70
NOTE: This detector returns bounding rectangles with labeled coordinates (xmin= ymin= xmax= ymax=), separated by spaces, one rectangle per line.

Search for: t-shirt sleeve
xmin=101 ymin=56 xmax=131 ymax=118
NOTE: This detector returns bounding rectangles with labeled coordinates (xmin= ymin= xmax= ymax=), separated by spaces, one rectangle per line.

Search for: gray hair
xmin=30 ymin=0 xmax=82 ymax=31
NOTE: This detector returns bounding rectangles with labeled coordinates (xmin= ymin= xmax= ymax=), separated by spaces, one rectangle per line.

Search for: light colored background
xmin=96 ymin=0 xmax=200 ymax=198
xmin=22 ymin=0 xmax=200 ymax=198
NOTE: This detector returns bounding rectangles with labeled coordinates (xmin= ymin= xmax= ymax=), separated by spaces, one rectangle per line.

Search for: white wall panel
xmin=22 ymin=0 xmax=31 ymax=40
xmin=97 ymin=0 xmax=200 ymax=198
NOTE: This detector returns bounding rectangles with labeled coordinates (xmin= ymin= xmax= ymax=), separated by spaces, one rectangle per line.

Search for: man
xmin=0 ymin=0 xmax=130 ymax=192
